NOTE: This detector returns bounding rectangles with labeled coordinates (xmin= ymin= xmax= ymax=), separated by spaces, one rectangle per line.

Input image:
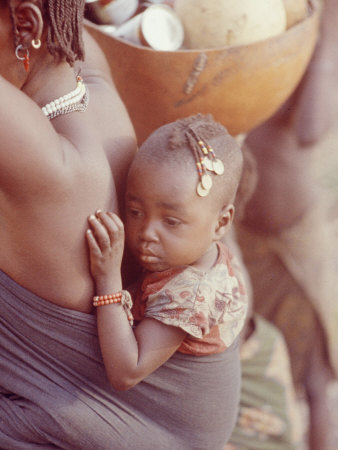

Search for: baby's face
xmin=125 ymin=160 xmax=221 ymax=272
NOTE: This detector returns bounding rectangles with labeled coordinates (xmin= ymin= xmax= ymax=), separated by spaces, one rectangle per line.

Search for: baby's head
xmin=125 ymin=114 xmax=243 ymax=272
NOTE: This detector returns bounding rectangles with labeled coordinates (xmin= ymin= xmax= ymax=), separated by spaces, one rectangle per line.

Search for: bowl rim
xmin=85 ymin=0 xmax=318 ymax=54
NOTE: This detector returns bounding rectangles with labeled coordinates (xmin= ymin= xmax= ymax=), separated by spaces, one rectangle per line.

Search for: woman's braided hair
xmin=8 ymin=0 xmax=85 ymax=66
xmin=46 ymin=0 xmax=85 ymax=65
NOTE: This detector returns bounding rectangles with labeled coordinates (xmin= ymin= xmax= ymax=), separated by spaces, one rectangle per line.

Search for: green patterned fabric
xmin=229 ymin=314 xmax=301 ymax=450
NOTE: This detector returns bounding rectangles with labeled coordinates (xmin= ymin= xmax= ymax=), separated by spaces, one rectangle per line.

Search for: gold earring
xmin=32 ymin=39 xmax=41 ymax=49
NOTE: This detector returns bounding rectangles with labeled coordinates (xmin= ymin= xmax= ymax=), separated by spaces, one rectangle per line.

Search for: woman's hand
xmin=86 ymin=210 xmax=124 ymax=293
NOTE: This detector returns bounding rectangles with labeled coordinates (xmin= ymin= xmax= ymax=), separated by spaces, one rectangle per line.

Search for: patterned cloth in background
xmin=132 ymin=242 xmax=248 ymax=356
xmin=227 ymin=314 xmax=302 ymax=450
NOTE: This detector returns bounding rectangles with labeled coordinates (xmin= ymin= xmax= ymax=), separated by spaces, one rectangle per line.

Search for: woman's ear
xmin=14 ymin=2 xmax=43 ymax=49
xmin=214 ymin=204 xmax=235 ymax=240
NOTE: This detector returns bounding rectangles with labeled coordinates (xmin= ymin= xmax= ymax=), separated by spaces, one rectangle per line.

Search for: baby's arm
xmin=86 ymin=211 xmax=186 ymax=391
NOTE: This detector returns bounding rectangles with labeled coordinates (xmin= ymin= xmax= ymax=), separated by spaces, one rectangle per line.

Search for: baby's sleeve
xmin=143 ymin=268 xmax=242 ymax=340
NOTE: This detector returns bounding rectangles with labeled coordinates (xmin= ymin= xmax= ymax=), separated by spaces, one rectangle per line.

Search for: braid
xmin=46 ymin=0 xmax=85 ymax=65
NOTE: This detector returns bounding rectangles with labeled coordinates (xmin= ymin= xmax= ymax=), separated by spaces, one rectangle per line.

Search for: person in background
xmin=223 ymin=145 xmax=302 ymax=450
xmin=237 ymin=0 xmax=338 ymax=448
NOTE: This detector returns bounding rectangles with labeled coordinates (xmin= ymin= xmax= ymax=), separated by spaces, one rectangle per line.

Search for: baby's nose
xmin=139 ymin=221 xmax=159 ymax=243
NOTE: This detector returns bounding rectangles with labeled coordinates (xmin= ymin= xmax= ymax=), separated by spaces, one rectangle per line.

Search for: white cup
xmin=102 ymin=0 xmax=139 ymax=26
xmin=113 ymin=13 xmax=143 ymax=44
xmin=114 ymin=4 xmax=184 ymax=50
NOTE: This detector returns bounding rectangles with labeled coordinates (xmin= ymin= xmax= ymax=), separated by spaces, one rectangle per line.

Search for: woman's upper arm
xmin=0 ymin=76 xmax=61 ymax=187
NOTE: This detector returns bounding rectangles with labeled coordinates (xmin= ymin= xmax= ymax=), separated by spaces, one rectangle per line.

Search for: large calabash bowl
xmin=86 ymin=1 xmax=320 ymax=144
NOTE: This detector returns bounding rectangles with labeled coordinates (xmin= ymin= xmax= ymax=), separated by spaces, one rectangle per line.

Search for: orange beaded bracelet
xmin=93 ymin=292 xmax=122 ymax=307
xmin=93 ymin=290 xmax=134 ymax=326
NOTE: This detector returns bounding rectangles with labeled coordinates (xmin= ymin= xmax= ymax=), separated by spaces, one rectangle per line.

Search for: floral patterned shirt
xmin=132 ymin=242 xmax=248 ymax=356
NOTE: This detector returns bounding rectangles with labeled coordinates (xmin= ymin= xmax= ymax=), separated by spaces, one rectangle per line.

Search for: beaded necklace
xmin=41 ymin=76 xmax=89 ymax=121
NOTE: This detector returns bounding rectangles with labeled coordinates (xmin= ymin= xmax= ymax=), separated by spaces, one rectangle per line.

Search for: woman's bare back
xmin=0 ymin=32 xmax=137 ymax=312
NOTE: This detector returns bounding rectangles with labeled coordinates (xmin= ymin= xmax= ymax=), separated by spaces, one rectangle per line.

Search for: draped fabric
xmin=0 ymin=269 xmax=240 ymax=449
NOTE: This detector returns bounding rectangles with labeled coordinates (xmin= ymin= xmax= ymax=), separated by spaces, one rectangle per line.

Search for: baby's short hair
xmin=133 ymin=114 xmax=243 ymax=207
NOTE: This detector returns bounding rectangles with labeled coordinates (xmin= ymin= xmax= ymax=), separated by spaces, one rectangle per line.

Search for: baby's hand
xmin=86 ymin=211 xmax=124 ymax=285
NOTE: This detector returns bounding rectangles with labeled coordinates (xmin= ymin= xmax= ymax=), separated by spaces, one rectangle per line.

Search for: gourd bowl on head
xmin=86 ymin=1 xmax=320 ymax=144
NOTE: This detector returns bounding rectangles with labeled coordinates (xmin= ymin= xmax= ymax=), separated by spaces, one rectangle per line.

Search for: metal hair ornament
xmin=186 ymin=128 xmax=225 ymax=197
xmin=197 ymin=138 xmax=225 ymax=176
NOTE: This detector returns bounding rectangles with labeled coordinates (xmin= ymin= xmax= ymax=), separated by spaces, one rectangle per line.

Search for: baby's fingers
xmin=86 ymin=228 xmax=101 ymax=257
xmin=88 ymin=214 xmax=111 ymax=251
xmin=106 ymin=211 xmax=124 ymax=229
xmin=96 ymin=211 xmax=125 ymax=244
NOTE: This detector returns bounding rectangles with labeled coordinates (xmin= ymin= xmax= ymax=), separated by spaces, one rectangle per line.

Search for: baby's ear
xmin=214 ymin=204 xmax=234 ymax=240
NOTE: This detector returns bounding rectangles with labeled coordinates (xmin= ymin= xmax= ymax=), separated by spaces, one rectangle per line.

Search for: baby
xmin=86 ymin=113 xmax=248 ymax=394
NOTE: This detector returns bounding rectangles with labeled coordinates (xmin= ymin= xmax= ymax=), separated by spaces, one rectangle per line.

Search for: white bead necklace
xmin=41 ymin=76 xmax=89 ymax=121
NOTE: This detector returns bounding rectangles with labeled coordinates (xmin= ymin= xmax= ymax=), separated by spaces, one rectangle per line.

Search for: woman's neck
xmin=21 ymin=51 xmax=77 ymax=110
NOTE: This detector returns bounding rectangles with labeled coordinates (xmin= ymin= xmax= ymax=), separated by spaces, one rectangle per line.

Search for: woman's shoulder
xmin=79 ymin=29 xmax=114 ymax=85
